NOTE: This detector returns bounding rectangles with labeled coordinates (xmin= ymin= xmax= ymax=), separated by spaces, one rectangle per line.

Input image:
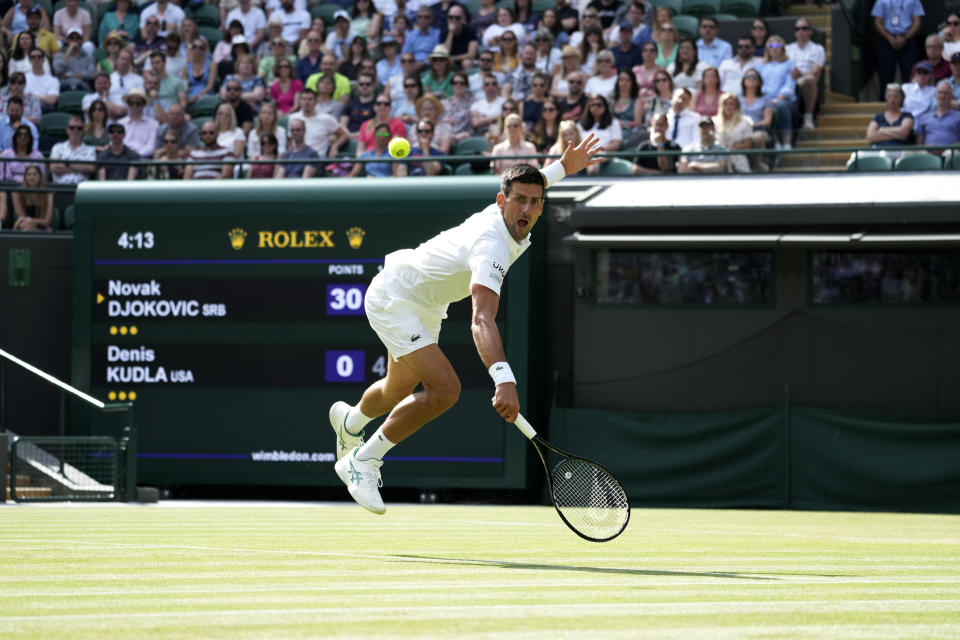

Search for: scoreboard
xmin=71 ymin=179 xmax=532 ymax=489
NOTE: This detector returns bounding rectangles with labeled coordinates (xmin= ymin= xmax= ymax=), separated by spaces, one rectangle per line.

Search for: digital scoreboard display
xmin=72 ymin=180 xmax=530 ymax=489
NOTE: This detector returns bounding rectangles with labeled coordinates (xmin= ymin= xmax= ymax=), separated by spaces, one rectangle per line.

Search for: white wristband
xmin=489 ymin=362 xmax=517 ymax=387
xmin=540 ymin=161 xmax=566 ymax=188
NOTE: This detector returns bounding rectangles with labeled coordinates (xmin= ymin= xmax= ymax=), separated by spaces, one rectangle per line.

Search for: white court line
xmin=649 ymin=526 xmax=960 ymax=546
xmin=3 ymin=600 xmax=960 ymax=624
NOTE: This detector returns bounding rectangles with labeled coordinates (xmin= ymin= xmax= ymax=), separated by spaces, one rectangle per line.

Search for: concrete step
xmin=818 ymin=114 xmax=874 ymax=128
xmin=823 ymin=102 xmax=884 ymax=114
xmin=778 ymin=150 xmax=853 ymax=167
xmin=6 ymin=486 xmax=53 ymax=500
xmin=796 ymin=138 xmax=867 ymax=149
xmin=826 ymin=91 xmax=856 ymax=103
xmin=800 ymin=125 xmax=869 ymax=139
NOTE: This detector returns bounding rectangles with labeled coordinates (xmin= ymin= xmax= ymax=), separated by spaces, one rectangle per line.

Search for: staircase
xmin=778 ymin=3 xmax=877 ymax=171
xmin=5 ymin=463 xmax=53 ymax=501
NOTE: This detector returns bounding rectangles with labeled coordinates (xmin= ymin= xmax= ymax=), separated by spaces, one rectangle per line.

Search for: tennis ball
xmin=389 ymin=137 xmax=410 ymax=159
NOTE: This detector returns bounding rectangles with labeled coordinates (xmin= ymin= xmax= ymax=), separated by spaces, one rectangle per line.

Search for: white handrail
xmin=0 ymin=348 xmax=104 ymax=409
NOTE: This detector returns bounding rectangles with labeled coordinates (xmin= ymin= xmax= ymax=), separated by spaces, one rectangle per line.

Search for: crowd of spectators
xmin=0 ymin=0 xmax=957 ymax=229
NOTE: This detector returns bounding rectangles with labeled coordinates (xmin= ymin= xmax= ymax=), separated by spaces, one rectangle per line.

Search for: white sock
xmin=345 ymin=406 xmax=372 ymax=436
xmin=355 ymin=426 xmax=396 ymax=461
xmin=803 ymin=114 xmax=814 ymax=125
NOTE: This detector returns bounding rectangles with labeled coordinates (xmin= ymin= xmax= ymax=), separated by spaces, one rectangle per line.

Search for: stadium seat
xmin=894 ymin=154 xmax=944 ymax=171
xmin=598 ymin=158 xmax=635 ymax=176
xmin=338 ymin=138 xmax=358 ymax=158
xmin=454 ymin=162 xmax=477 ymax=175
xmin=713 ymin=13 xmax=737 ymax=22
xmin=495 ymin=0 xmax=514 ymax=10
xmin=681 ymin=0 xmax=720 ymax=18
xmin=190 ymin=3 xmax=221 ymax=28
xmin=189 ymin=94 xmax=222 ymax=118
xmin=198 ymin=26 xmax=224 ymax=47
xmin=34 ymin=0 xmax=53 ymax=19
xmin=278 ymin=116 xmax=289 ymax=131
xmin=650 ymin=0 xmax=683 ymax=17
xmin=311 ymin=4 xmax=343 ymax=22
xmin=946 ymin=151 xmax=960 ymax=169
xmin=191 ymin=116 xmax=213 ymax=129
xmin=63 ymin=204 xmax=75 ymax=231
xmin=40 ymin=111 xmax=72 ymax=139
xmin=720 ymin=0 xmax=761 ymax=18
xmin=845 ymin=155 xmax=893 ymax=172
xmin=464 ymin=0 xmax=483 ymax=14
xmin=532 ymin=0 xmax=557 ymax=12
xmin=453 ymin=137 xmax=489 ymax=155
xmin=56 ymin=90 xmax=87 ymax=116
xmin=672 ymin=15 xmax=699 ymax=39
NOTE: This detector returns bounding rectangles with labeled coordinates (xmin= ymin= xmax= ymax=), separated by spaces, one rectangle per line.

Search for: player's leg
xmin=356 ymin=354 xmax=422 ymax=420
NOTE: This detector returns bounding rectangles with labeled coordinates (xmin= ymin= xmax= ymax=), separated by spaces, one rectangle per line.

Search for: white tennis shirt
xmin=379 ymin=164 xmax=565 ymax=314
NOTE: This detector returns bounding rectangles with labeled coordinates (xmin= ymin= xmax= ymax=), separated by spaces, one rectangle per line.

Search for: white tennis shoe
xmin=334 ymin=448 xmax=386 ymax=515
xmin=329 ymin=401 xmax=364 ymax=461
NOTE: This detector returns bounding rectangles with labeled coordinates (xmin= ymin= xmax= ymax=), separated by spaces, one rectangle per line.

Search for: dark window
xmin=811 ymin=252 xmax=960 ymax=304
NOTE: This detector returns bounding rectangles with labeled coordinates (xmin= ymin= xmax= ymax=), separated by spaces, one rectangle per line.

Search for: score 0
xmin=324 ymin=350 xmax=387 ymax=383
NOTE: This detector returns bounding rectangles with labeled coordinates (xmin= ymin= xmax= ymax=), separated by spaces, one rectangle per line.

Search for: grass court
xmin=1 ymin=503 xmax=959 ymax=639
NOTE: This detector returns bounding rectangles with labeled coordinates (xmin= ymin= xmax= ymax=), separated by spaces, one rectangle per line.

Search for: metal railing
xmin=0 ymin=347 xmax=136 ymax=502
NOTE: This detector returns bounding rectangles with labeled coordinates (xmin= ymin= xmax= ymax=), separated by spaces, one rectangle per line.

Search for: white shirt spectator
xmin=225 ymin=5 xmax=267 ymax=43
xmin=246 ymin=126 xmax=288 ymax=157
xmin=902 ymin=82 xmax=936 ymax=122
xmin=288 ymin=110 xmax=340 ymax=156
xmin=25 ymin=70 xmax=61 ymax=99
xmin=666 ymin=109 xmax=699 ymax=149
xmin=279 ymin=9 xmax=312 ymax=44
xmin=666 ymin=61 xmax=710 ymax=93
xmin=326 ymin=28 xmax=360 ymax=60
xmin=578 ymin=119 xmax=622 ymax=149
xmin=482 ymin=23 xmax=527 ymax=52
xmin=108 ymin=71 xmax=144 ymax=105
xmin=585 ymin=74 xmax=617 ymax=102
xmin=265 ymin=0 xmax=308 ymax=12
xmin=139 ymin=2 xmax=186 ymax=38
xmin=785 ymin=40 xmax=826 ymax=75
xmin=49 ymin=139 xmax=96 ymax=184
xmin=470 ymin=95 xmax=506 ymax=121
xmin=718 ymin=56 xmax=760 ymax=96
xmin=470 ymin=71 xmax=506 ymax=101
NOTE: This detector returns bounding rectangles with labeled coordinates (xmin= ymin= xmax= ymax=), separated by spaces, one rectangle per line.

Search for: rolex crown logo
xmin=228 ymin=227 xmax=247 ymax=250
xmin=346 ymin=226 xmax=366 ymax=250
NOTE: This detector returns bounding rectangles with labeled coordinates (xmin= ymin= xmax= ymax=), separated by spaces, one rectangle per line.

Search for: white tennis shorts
xmin=365 ymin=269 xmax=443 ymax=361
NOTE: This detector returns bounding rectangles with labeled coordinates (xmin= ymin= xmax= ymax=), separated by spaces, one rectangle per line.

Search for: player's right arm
xmin=470 ymin=282 xmax=520 ymax=422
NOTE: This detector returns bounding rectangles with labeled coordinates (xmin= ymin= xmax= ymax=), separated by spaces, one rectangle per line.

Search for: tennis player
xmin=330 ymin=134 xmax=602 ymax=514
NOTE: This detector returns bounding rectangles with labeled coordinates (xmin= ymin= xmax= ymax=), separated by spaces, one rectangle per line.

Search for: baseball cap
xmin=333 ymin=9 xmax=350 ymax=22
xmin=26 ymin=6 xmax=41 ymax=15
xmin=915 ymin=60 xmax=934 ymax=72
xmin=698 ymin=116 xmax=715 ymax=127
xmin=951 ymin=52 xmax=960 ymax=63
xmin=231 ymin=34 xmax=248 ymax=45
xmin=619 ymin=21 xmax=633 ymax=31
xmin=67 ymin=27 xmax=83 ymax=37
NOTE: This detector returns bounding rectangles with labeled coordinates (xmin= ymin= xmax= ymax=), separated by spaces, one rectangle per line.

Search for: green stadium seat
xmin=57 ymin=90 xmax=87 ymax=116
xmin=946 ymin=150 xmax=960 ymax=169
xmin=311 ymin=4 xmax=343 ymax=22
xmin=454 ymin=162 xmax=477 ymax=175
xmin=198 ymin=26 xmax=224 ymax=47
xmin=40 ymin=111 xmax=72 ymax=139
xmin=464 ymin=0 xmax=483 ymax=15
xmin=495 ymin=0 xmax=514 ymax=10
xmin=894 ymin=154 xmax=944 ymax=171
xmin=713 ymin=13 xmax=738 ymax=22
xmin=650 ymin=0 xmax=683 ymax=16
xmin=64 ymin=204 xmax=75 ymax=231
xmin=598 ymin=158 xmax=635 ymax=176
xmin=672 ymin=14 xmax=699 ymax=39
xmin=34 ymin=0 xmax=53 ymax=19
xmin=190 ymin=95 xmax=222 ymax=118
xmin=453 ymin=137 xmax=489 ymax=155
xmin=720 ymin=0 xmax=761 ymax=18
xmin=338 ymin=138 xmax=358 ymax=158
xmin=532 ymin=0 xmax=557 ymax=12
xmin=191 ymin=116 xmax=213 ymax=129
xmin=845 ymin=155 xmax=893 ymax=172
xmin=681 ymin=0 xmax=720 ymax=18
xmin=190 ymin=3 xmax=221 ymax=28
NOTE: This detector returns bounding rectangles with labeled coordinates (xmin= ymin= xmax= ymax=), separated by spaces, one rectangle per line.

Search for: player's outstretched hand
xmin=559 ymin=133 xmax=603 ymax=177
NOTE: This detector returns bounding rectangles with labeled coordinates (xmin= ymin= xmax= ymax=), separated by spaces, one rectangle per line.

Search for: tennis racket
xmin=513 ymin=415 xmax=630 ymax=542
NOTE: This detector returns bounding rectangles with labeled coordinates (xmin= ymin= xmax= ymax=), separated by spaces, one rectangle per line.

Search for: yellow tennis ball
xmin=389 ymin=137 xmax=410 ymax=159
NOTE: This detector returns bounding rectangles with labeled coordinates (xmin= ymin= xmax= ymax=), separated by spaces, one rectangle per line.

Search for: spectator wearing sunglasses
xmin=356 ymin=94 xmax=406 ymax=155
xmin=49 ymin=114 xmax=95 ymax=184
xmin=786 ymin=19 xmax=825 ymax=130
xmin=349 ymin=122 xmax=403 ymax=177
xmin=439 ymin=4 xmax=478 ymax=70
xmin=246 ymin=133 xmax=280 ymax=179
xmin=24 ymin=47 xmax=60 ymax=108
xmin=408 ymin=119 xmax=445 ymax=176
xmin=758 ymin=35 xmax=797 ymax=150
xmin=719 ymin=35 xmax=761 ymax=96
xmin=96 ymin=123 xmax=140 ymax=181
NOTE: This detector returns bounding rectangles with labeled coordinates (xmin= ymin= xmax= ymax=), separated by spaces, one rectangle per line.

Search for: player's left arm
xmin=471 ymin=282 xmax=520 ymax=422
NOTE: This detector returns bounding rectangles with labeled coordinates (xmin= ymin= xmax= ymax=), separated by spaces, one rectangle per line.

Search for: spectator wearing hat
xmin=108 ymin=49 xmax=144 ymax=106
xmin=277 ymin=0 xmax=312 ymax=47
xmin=903 ymin=60 xmax=936 ymax=123
xmin=52 ymin=0 xmax=93 ymax=55
xmin=376 ymin=35 xmax=402 ymax=85
xmin=948 ymin=53 xmax=960 ymax=109
xmin=677 ymin=116 xmax=728 ymax=174
xmin=910 ymin=34 xmax=951 ymax=83
xmin=54 ymin=28 xmax=96 ymax=91
xmin=916 ymin=81 xmax=960 ymax=152
xmin=24 ymin=47 xmax=59 ymax=108
xmin=404 ymin=7 xmax=441 ymax=68
xmin=118 ymin=87 xmax=159 ymax=157
xmin=226 ymin=0 xmax=267 ymax=50
xmin=139 ymin=0 xmax=185 ymax=39
xmin=611 ymin=22 xmax=643 ymax=71
xmin=695 ymin=16 xmax=731 ymax=69
xmin=422 ymin=45 xmax=454 ymax=98
xmin=49 ymin=114 xmax=95 ymax=184
xmin=439 ymin=3 xmax=478 ymax=70
xmin=97 ymin=31 xmax=126 ymax=75
xmin=871 ymin=0 xmax=924 ymax=100
xmin=97 ymin=123 xmax=140 ymax=180
xmin=326 ymin=10 xmax=358 ymax=61
xmin=25 ymin=6 xmax=61 ymax=57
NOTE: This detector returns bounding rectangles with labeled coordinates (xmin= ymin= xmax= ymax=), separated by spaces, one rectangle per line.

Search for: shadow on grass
xmin=390 ymin=554 xmax=779 ymax=580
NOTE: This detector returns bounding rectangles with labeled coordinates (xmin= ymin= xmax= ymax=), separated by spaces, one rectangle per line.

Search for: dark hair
xmin=614 ymin=68 xmax=639 ymax=100
xmin=674 ymin=37 xmax=699 ymax=77
xmin=6 ymin=95 xmax=24 ymax=109
xmin=13 ymin=124 xmax=34 ymax=153
xmin=228 ymin=19 xmax=244 ymax=32
xmin=531 ymin=97 xmax=560 ymax=151
xmin=501 ymin=163 xmax=546 ymax=198
xmin=581 ymin=94 xmax=612 ymax=129
xmin=699 ymin=16 xmax=718 ymax=28
xmin=741 ymin=70 xmax=765 ymax=97
xmin=403 ymin=72 xmax=423 ymax=96
xmin=12 ymin=31 xmax=33 ymax=60
xmin=259 ymin=132 xmax=278 ymax=154
xmin=150 ymin=50 xmax=166 ymax=61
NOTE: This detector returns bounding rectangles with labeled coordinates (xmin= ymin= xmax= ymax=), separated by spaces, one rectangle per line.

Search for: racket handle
xmin=513 ymin=414 xmax=538 ymax=440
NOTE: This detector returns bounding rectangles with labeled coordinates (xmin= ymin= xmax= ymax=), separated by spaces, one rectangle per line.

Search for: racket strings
xmin=551 ymin=458 xmax=629 ymax=540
